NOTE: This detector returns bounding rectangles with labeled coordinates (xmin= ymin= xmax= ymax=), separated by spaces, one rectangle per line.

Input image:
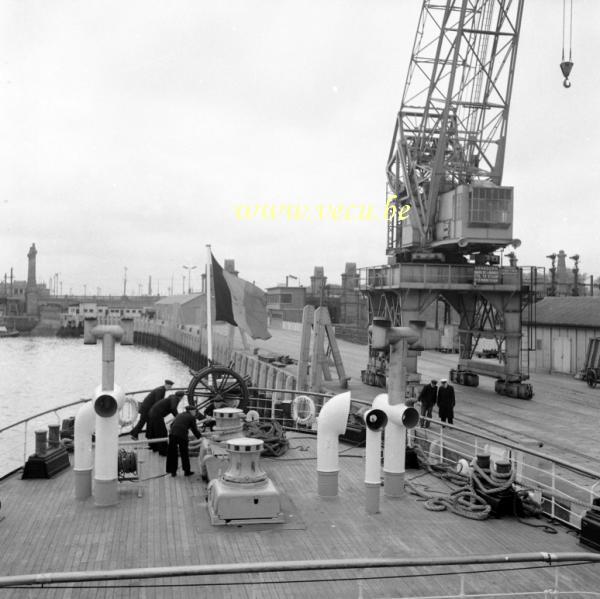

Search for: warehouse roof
xmin=155 ymin=293 xmax=203 ymax=306
xmin=525 ymin=296 xmax=600 ymax=328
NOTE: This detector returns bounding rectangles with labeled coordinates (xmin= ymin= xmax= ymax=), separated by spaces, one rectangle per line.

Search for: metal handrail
xmin=4 ymin=388 xmax=600 ymax=494
xmin=0 ymin=551 xmax=598 ymax=588
xmin=0 ymin=399 xmax=90 ymax=435
xmin=419 ymin=416 xmax=600 ymax=481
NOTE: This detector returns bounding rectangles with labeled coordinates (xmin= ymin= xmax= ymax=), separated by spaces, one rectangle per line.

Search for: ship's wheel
xmin=186 ymin=364 xmax=249 ymax=412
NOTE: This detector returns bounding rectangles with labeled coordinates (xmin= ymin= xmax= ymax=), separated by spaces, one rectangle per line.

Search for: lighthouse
xmin=26 ymin=243 xmax=38 ymax=315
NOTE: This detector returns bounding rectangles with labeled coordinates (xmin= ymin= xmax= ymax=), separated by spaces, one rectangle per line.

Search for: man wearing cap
xmin=166 ymin=405 xmax=202 ymax=477
xmin=418 ymin=379 xmax=438 ymax=428
xmin=147 ymin=390 xmax=186 ymax=455
xmin=130 ymin=379 xmax=174 ymax=440
xmin=437 ymin=378 xmax=456 ymax=425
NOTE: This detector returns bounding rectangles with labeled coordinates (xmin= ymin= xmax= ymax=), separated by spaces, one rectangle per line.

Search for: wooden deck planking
xmin=1 ymin=439 xmax=600 ymax=598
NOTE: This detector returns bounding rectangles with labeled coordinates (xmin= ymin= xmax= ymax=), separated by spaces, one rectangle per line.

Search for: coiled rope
xmin=118 ymin=448 xmax=137 ymax=478
xmin=406 ymin=445 xmax=491 ymax=520
xmin=243 ymin=420 xmax=289 ymax=457
xmin=406 ymin=445 xmax=553 ymax=530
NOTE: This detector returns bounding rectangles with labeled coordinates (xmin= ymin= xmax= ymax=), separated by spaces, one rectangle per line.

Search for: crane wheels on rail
xmin=449 ymin=369 xmax=479 ymax=387
xmin=494 ymin=380 xmax=533 ymax=400
xmin=450 ymin=369 xmax=532 ymax=399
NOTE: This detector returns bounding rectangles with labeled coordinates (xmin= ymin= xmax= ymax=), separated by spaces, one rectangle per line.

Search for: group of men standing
xmin=130 ymin=379 xmax=203 ymax=476
xmin=417 ymin=377 xmax=456 ymax=427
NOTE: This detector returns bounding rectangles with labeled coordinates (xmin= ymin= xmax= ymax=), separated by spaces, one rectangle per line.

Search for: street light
xmin=183 ymin=265 xmax=197 ymax=294
xmin=286 ymin=274 xmax=298 ymax=287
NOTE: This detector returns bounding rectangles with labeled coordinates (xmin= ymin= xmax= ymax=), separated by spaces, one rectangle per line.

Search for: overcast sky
xmin=2 ymin=0 xmax=599 ymax=296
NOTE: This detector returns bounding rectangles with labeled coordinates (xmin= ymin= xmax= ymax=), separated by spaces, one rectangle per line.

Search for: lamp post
xmin=286 ymin=274 xmax=298 ymax=287
xmin=569 ymin=254 xmax=580 ymax=296
xmin=183 ymin=265 xmax=197 ymax=294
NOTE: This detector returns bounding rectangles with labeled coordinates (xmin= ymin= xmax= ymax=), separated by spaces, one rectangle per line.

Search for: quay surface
xmin=244 ymin=328 xmax=600 ymax=470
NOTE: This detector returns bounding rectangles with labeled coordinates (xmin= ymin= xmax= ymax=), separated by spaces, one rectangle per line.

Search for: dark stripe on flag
xmin=211 ymin=254 xmax=236 ymax=326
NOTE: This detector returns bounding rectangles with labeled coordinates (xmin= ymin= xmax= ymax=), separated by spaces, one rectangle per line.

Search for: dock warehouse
xmin=523 ymin=296 xmax=600 ymax=375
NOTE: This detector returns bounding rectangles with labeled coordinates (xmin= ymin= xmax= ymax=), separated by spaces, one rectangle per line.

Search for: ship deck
xmin=1 ymin=434 xmax=600 ymax=598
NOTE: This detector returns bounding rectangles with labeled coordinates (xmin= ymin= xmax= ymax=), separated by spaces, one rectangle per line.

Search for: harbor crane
xmin=361 ymin=0 xmax=549 ymax=399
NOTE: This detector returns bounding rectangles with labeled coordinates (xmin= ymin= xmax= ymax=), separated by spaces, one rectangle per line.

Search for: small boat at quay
xmin=0 ymin=325 xmax=19 ymax=338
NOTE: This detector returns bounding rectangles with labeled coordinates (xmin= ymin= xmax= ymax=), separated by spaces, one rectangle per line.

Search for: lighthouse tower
xmin=26 ymin=243 xmax=38 ymax=315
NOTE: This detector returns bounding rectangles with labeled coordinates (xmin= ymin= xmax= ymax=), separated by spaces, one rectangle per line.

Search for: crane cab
xmin=398 ymin=183 xmax=515 ymax=259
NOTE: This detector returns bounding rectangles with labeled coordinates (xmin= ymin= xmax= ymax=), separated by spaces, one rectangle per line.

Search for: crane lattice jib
xmin=386 ymin=0 xmax=524 ymax=251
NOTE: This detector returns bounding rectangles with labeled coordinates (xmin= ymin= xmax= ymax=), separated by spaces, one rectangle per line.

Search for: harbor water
xmin=0 ymin=336 xmax=192 ymax=477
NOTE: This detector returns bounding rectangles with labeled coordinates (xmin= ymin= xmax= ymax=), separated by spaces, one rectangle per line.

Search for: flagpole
xmin=205 ymin=244 xmax=213 ymax=363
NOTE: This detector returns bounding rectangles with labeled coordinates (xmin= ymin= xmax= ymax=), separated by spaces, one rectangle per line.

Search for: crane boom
xmin=361 ymin=0 xmax=541 ymax=402
xmin=387 ymin=0 xmax=524 ymax=261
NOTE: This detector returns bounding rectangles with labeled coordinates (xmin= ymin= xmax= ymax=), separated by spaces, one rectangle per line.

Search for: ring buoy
xmin=246 ymin=410 xmax=260 ymax=422
xmin=291 ymin=395 xmax=316 ymax=426
xmin=119 ymin=396 xmax=139 ymax=428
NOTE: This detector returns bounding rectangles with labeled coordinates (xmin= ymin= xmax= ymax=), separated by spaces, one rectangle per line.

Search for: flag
xmin=211 ymin=254 xmax=271 ymax=340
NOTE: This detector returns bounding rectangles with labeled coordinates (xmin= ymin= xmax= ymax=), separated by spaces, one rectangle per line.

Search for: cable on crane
xmin=560 ymin=0 xmax=574 ymax=88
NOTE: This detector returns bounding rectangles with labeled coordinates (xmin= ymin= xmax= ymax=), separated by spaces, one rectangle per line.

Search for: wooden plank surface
xmin=2 ymin=434 xmax=600 ymax=599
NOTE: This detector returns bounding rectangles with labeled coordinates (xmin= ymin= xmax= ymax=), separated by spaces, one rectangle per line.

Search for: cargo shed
xmin=523 ymin=297 xmax=600 ymax=375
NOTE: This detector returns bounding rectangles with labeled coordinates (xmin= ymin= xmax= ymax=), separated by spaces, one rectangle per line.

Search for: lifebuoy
xmin=119 ymin=396 xmax=139 ymax=428
xmin=291 ymin=395 xmax=316 ymax=426
xmin=245 ymin=410 xmax=260 ymax=422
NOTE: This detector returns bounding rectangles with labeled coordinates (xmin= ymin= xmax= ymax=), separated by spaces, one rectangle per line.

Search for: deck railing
xmin=414 ymin=416 xmax=600 ymax=531
xmin=0 ymin=551 xmax=599 ymax=596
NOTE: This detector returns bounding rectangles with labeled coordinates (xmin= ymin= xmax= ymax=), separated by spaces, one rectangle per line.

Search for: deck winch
xmin=207 ymin=437 xmax=283 ymax=526
xmin=211 ymin=407 xmax=244 ymax=441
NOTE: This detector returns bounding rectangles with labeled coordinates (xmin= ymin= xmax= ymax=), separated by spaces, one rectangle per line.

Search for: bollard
xmin=48 ymin=424 xmax=60 ymax=449
xmin=35 ymin=430 xmax=48 ymax=456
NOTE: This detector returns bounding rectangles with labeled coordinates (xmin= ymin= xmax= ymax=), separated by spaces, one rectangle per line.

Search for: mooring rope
xmin=406 ymin=445 xmax=491 ymax=520
xmin=406 ymin=445 xmax=554 ymax=531
xmin=118 ymin=448 xmax=137 ymax=477
xmin=243 ymin=420 xmax=289 ymax=457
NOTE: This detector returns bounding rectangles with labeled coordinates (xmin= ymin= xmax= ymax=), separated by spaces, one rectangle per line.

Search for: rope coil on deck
xmin=118 ymin=448 xmax=137 ymax=478
xmin=406 ymin=445 xmax=491 ymax=520
xmin=243 ymin=420 xmax=289 ymax=457
xmin=406 ymin=446 xmax=553 ymax=525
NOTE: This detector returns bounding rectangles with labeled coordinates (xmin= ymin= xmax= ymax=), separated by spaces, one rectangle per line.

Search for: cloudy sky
xmin=1 ymin=0 xmax=599 ymax=296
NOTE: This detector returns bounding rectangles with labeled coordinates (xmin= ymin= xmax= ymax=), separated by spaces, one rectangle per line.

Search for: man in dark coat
xmin=166 ymin=406 xmax=202 ymax=477
xmin=418 ymin=379 xmax=438 ymax=428
xmin=437 ymin=378 xmax=456 ymax=425
xmin=147 ymin=390 xmax=185 ymax=455
xmin=130 ymin=379 xmax=174 ymax=440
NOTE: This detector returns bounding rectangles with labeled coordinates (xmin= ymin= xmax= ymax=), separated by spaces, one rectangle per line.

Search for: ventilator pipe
xmin=361 ymin=408 xmax=388 ymax=514
xmin=91 ymin=325 xmax=124 ymax=390
xmin=94 ymin=384 xmax=125 ymax=507
xmin=74 ymin=401 xmax=96 ymax=500
xmin=372 ymin=393 xmax=419 ymax=497
xmin=316 ymin=391 xmax=351 ymax=497
xmin=370 ymin=323 xmax=419 ymax=351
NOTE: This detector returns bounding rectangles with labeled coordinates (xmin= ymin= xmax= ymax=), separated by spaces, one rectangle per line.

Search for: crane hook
xmin=560 ymin=1 xmax=574 ymax=89
xmin=560 ymin=60 xmax=573 ymax=89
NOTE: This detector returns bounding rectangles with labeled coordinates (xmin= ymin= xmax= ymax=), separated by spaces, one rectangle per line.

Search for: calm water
xmin=0 ymin=337 xmax=192 ymax=475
